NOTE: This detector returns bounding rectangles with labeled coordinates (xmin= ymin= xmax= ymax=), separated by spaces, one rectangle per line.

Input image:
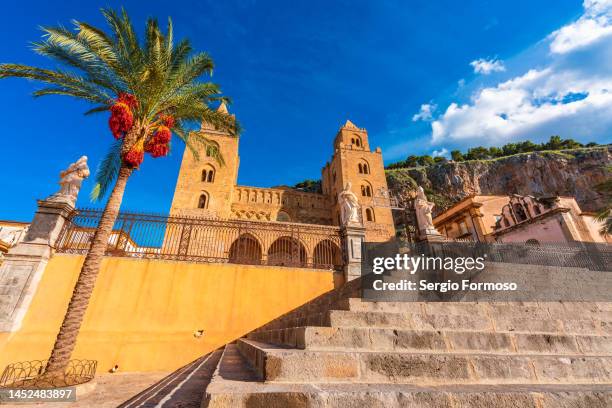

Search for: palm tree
xmin=0 ymin=8 xmax=238 ymax=377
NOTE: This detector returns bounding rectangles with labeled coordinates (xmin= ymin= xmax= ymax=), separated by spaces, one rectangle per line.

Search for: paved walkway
xmin=2 ymin=350 xmax=222 ymax=408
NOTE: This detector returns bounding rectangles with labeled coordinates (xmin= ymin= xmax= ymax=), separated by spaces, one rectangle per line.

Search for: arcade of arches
xmin=227 ymin=233 xmax=341 ymax=268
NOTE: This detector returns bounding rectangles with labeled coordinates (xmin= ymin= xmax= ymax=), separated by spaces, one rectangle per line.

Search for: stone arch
xmin=229 ymin=233 xmax=262 ymax=265
xmin=513 ymin=203 xmax=527 ymax=222
xmin=360 ymin=181 xmax=372 ymax=197
xmin=358 ymin=159 xmax=370 ymax=174
xmin=353 ymin=134 xmax=362 ymax=147
xmin=201 ymin=164 xmax=216 ymax=183
xmin=526 ymin=238 xmax=540 ymax=246
xmin=205 ymin=143 xmax=220 ymax=157
xmin=276 ymin=211 xmax=291 ymax=222
xmin=313 ymin=240 xmax=341 ymax=269
xmin=268 ymin=236 xmax=306 ymax=267
xmin=197 ymin=191 xmax=209 ymax=209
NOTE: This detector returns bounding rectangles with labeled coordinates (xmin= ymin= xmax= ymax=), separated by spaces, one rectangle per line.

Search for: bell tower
xmin=321 ymin=120 xmax=395 ymax=242
xmin=169 ymin=102 xmax=239 ymax=218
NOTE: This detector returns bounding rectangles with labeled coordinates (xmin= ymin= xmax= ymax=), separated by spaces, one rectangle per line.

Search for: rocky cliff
xmin=385 ymin=146 xmax=611 ymax=213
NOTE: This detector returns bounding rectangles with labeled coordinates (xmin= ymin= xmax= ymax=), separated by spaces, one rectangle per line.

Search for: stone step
xmin=203 ymin=345 xmax=612 ymax=408
xmin=337 ymin=299 xmax=612 ymax=321
xmin=337 ymin=309 xmax=611 ymax=335
xmin=256 ymin=302 xmax=612 ymax=336
xmin=259 ymin=308 xmax=610 ymax=336
xmin=247 ymin=326 xmax=612 ymax=355
xmin=236 ymin=339 xmax=612 ymax=384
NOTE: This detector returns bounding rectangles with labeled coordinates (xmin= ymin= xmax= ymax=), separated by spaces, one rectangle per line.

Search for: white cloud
xmin=470 ymin=58 xmax=506 ymax=75
xmin=550 ymin=0 xmax=612 ymax=54
xmin=430 ymin=0 xmax=612 ymax=146
xmin=432 ymin=148 xmax=449 ymax=158
xmin=412 ymin=103 xmax=437 ymax=122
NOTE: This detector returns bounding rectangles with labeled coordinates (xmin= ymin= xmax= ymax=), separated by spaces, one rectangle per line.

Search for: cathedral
xmin=169 ymin=103 xmax=396 ymax=242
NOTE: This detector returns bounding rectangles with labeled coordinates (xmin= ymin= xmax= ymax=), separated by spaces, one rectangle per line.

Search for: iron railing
xmin=0 ymin=359 xmax=97 ymax=388
xmin=56 ymin=209 xmax=344 ymax=270
xmin=399 ymin=240 xmax=612 ymax=272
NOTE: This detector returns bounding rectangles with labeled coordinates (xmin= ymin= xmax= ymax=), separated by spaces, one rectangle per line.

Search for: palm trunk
xmin=45 ymin=165 xmax=133 ymax=376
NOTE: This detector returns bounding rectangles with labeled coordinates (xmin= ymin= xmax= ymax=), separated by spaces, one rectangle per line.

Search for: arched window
xmin=205 ymin=145 xmax=218 ymax=157
xmin=365 ymin=208 xmax=375 ymax=222
xmin=358 ymin=160 xmax=370 ymax=174
xmin=513 ymin=203 xmax=527 ymax=222
xmin=201 ymin=166 xmax=215 ymax=183
xmin=355 ymin=137 xmax=361 ymax=147
xmin=361 ymin=184 xmax=372 ymax=197
xmin=198 ymin=193 xmax=208 ymax=209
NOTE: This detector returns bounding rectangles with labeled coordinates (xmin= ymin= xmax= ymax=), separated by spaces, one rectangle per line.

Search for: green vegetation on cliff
xmin=386 ymin=136 xmax=603 ymax=170
xmin=293 ymin=179 xmax=322 ymax=193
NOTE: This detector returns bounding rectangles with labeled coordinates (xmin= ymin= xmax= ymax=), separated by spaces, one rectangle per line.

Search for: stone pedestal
xmin=341 ymin=224 xmax=366 ymax=282
xmin=0 ymin=199 xmax=75 ymax=332
xmin=417 ymin=230 xmax=446 ymax=243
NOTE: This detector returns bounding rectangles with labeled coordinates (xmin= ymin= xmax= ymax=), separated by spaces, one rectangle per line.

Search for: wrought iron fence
xmin=401 ymin=240 xmax=612 ymax=272
xmin=56 ymin=209 xmax=344 ymax=270
xmin=0 ymin=359 xmax=97 ymax=388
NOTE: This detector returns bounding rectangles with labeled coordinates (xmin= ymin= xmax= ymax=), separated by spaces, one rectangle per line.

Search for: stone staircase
xmin=201 ymin=279 xmax=612 ymax=407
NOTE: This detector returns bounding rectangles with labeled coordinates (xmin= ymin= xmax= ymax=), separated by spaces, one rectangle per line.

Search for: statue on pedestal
xmin=48 ymin=156 xmax=90 ymax=205
xmin=338 ymin=182 xmax=361 ymax=226
xmin=415 ymin=186 xmax=441 ymax=238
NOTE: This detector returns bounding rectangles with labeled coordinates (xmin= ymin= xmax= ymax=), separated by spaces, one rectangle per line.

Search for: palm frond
xmin=172 ymin=123 xmax=199 ymax=161
xmin=90 ymin=139 xmax=122 ymax=201
xmin=84 ymin=105 xmax=110 ymax=115
xmin=0 ymin=63 xmax=111 ymax=103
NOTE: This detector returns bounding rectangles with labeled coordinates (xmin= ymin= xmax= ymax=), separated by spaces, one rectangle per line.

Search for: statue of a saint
xmin=414 ymin=186 xmax=440 ymax=237
xmin=48 ymin=156 xmax=90 ymax=205
xmin=338 ymin=182 xmax=361 ymax=226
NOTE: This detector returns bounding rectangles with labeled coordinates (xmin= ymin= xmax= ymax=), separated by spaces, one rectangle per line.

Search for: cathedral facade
xmin=169 ymin=104 xmax=395 ymax=242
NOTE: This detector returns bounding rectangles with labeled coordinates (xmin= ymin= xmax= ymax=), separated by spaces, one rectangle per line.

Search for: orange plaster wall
xmin=0 ymin=254 xmax=335 ymax=373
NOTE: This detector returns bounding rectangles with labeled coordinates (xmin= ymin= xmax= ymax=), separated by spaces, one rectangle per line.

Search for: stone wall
xmin=230 ymin=186 xmax=332 ymax=224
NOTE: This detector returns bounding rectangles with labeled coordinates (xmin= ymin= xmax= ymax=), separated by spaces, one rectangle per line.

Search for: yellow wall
xmin=0 ymin=255 xmax=334 ymax=372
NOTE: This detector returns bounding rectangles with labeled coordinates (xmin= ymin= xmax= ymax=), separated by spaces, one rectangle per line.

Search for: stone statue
xmin=338 ymin=182 xmax=361 ymax=226
xmin=48 ymin=156 xmax=90 ymax=205
xmin=0 ymin=226 xmax=28 ymax=248
xmin=415 ymin=186 xmax=441 ymax=237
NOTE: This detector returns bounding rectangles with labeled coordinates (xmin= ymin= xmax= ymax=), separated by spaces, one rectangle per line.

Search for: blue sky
xmin=2 ymin=0 xmax=610 ymax=221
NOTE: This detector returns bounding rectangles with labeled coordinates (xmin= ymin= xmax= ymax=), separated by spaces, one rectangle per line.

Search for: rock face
xmin=386 ymin=147 xmax=611 ymax=212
